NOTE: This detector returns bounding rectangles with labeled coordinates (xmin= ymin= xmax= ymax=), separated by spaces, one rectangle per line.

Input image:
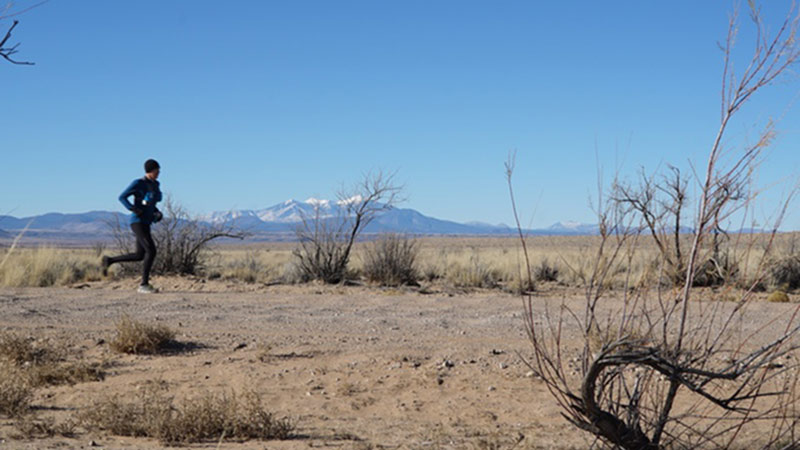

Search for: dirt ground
xmin=0 ymin=277 xmax=796 ymax=449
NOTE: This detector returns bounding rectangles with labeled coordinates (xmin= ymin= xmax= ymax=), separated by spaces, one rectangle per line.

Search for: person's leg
xmin=138 ymin=223 xmax=157 ymax=286
xmin=105 ymin=224 xmax=146 ymax=268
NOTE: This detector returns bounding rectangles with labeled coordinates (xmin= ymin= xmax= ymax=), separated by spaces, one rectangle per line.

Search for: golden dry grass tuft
xmin=109 ymin=315 xmax=177 ymax=354
xmin=767 ymin=290 xmax=791 ymax=303
xmin=79 ymin=383 xmax=294 ymax=445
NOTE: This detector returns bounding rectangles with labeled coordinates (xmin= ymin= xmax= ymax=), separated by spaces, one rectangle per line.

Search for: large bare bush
xmin=293 ymin=171 xmax=402 ymax=284
xmin=509 ymin=3 xmax=800 ymax=449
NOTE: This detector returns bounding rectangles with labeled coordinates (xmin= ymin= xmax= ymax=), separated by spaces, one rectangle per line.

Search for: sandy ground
xmin=0 ymin=278 xmax=797 ymax=449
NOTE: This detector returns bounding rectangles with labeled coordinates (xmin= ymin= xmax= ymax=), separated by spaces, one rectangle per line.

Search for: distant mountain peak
xmin=550 ymin=221 xmax=584 ymax=229
xmin=304 ymin=197 xmax=330 ymax=207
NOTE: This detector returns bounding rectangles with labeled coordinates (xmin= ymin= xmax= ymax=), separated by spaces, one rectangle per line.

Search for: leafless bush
xmin=0 ymin=332 xmax=104 ymax=387
xmin=767 ymin=255 xmax=800 ymax=291
xmin=508 ymin=4 xmax=800 ymax=448
xmin=0 ymin=365 xmax=32 ymax=418
xmin=362 ymin=233 xmax=419 ymax=286
xmin=293 ymin=171 xmax=402 ymax=284
xmin=693 ymin=250 xmax=740 ymax=288
xmin=13 ymin=415 xmax=76 ymax=439
xmin=109 ymin=196 xmax=247 ymax=276
xmin=615 ymin=166 xmax=690 ymax=285
xmin=79 ymin=383 xmax=294 ymax=445
xmin=533 ymin=258 xmax=559 ymax=283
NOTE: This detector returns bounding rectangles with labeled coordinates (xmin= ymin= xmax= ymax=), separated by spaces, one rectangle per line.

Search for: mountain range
xmin=0 ymin=198 xmax=605 ymax=244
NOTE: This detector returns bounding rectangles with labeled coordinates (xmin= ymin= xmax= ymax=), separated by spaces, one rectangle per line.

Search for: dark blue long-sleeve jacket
xmin=119 ymin=177 xmax=162 ymax=225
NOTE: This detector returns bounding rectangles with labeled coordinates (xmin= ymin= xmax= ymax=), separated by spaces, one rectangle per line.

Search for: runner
xmin=101 ymin=159 xmax=163 ymax=293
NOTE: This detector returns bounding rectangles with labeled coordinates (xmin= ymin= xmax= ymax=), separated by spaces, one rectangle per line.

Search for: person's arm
xmin=155 ymin=181 xmax=162 ymax=203
xmin=118 ymin=179 xmax=142 ymax=214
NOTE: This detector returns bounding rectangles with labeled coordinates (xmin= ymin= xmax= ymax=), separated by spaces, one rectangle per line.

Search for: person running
xmin=102 ymin=159 xmax=163 ymax=293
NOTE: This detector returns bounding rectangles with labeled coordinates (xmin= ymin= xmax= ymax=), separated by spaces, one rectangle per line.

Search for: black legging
xmin=107 ymin=222 xmax=157 ymax=285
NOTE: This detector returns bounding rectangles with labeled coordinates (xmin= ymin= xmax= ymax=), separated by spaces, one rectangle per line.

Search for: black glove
xmin=131 ymin=206 xmax=144 ymax=216
xmin=153 ymin=209 xmax=163 ymax=223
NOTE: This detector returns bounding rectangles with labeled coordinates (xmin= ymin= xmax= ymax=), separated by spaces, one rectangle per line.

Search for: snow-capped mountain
xmin=547 ymin=221 xmax=600 ymax=235
xmin=201 ymin=197 xmax=367 ymax=225
xmin=202 ymin=199 xmax=515 ymax=235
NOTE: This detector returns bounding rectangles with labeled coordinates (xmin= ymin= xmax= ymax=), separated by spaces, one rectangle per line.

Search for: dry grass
xmin=3 ymin=233 xmax=798 ymax=295
xmin=0 ymin=332 xmax=105 ymax=387
xmin=79 ymin=382 xmax=294 ymax=445
xmin=361 ymin=234 xmax=419 ymax=286
xmin=109 ymin=315 xmax=177 ymax=354
xmin=0 ymin=247 xmax=102 ymax=287
xmin=12 ymin=416 xmax=77 ymax=439
xmin=0 ymin=332 xmax=53 ymax=365
xmin=767 ymin=290 xmax=791 ymax=303
xmin=0 ymin=364 xmax=33 ymax=417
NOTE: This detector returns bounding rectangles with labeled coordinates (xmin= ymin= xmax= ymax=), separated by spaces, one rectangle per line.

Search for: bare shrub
xmin=362 ymin=233 xmax=419 ymax=286
xmin=13 ymin=416 xmax=76 ymax=439
xmin=0 ymin=333 xmax=52 ymax=365
xmin=507 ymin=4 xmax=800 ymax=447
xmin=0 ymin=332 xmax=104 ymax=387
xmin=293 ymin=171 xmax=402 ymax=284
xmin=0 ymin=365 xmax=32 ymax=417
xmin=80 ymin=384 xmax=294 ymax=444
xmin=108 ymin=196 xmax=247 ymax=276
xmin=693 ymin=251 xmax=740 ymax=288
xmin=109 ymin=316 xmax=176 ymax=355
xmin=29 ymin=360 xmax=105 ymax=387
xmin=421 ymin=261 xmax=443 ymax=282
xmin=767 ymin=255 xmax=800 ymax=291
xmin=533 ymin=258 xmax=559 ymax=282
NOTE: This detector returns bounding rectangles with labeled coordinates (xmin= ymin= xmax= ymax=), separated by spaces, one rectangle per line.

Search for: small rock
xmin=490 ymin=349 xmax=505 ymax=355
xmin=499 ymin=363 xmax=508 ymax=369
xmin=233 ymin=342 xmax=247 ymax=351
xmin=440 ymin=360 xmax=455 ymax=369
xmin=95 ymin=338 xmax=105 ymax=346
xmin=488 ymin=386 xmax=496 ymax=391
xmin=525 ymin=371 xmax=535 ymax=378
xmin=88 ymin=440 xmax=99 ymax=447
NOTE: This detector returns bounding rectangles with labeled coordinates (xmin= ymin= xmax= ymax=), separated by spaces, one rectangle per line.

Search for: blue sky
xmin=3 ymin=1 xmax=799 ymax=229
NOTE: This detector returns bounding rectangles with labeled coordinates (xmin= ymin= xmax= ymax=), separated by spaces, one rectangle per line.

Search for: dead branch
xmin=0 ymin=20 xmax=33 ymax=65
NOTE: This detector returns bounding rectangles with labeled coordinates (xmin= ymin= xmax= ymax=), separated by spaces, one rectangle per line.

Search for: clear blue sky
xmin=3 ymin=1 xmax=799 ymax=229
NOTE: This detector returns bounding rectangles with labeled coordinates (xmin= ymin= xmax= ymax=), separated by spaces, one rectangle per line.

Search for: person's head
xmin=144 ymin=159 xmax=160 ymax=180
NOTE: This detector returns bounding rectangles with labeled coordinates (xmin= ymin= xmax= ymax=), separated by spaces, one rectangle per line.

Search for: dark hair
xmin=144 ymin=159 xmax=160 ymax=173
